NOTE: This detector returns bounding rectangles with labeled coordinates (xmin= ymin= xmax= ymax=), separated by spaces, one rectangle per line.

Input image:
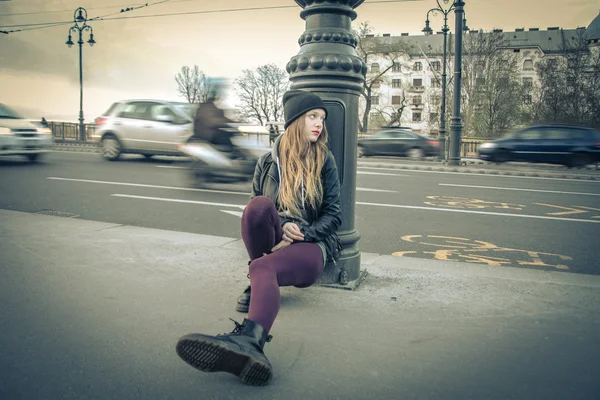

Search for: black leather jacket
xmin=251 ymin=136 xmax=343 ymax=262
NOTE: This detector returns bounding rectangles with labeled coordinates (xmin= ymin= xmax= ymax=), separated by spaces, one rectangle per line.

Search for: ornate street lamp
xmin=66 ymin=7 xmax=96 ymax=141
xmin=448 ymin=0 xmax=466 ymax=166
xmin=287 ymin=0 xmax=366 ymax=285
xmin=422 ymin=0 xmax=469 ymax=161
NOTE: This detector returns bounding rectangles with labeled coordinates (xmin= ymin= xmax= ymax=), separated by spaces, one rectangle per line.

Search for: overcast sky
xmin=1 ymin=0 xmax=598 ymax=122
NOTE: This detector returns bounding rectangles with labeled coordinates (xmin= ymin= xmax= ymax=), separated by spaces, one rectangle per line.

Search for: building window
xmin=431 ymin=79 xmax=441 ymax=89
xmin=523 ymin=95 xmax=532 ymax=104
xmin=431 ymin=95 xmax=441 ymax=106
xmin=413 ymin=62 xmax=423 ymax=71
xmin=431 ymin=61 xmax=441 ymax=71
xmin=371 ymin=96 xmax=379 ymax=105
xmin=392 ymin=79 xmax=402 ymax=88
xmin=413 ymin=78 xmax=423 ymax=88
xmin=392 ymin=62 xmax=401 ymax=72
xmin=430 ymin=112 xmax=439 ymax=122
xmin=412 ymin=112 xmax=422 ymax=122
xmin=392 ymin=95 xmax=403 ymax=105
xmin=523 ymin=60 xmax=534 ymax=71
xmin=412 ymin=96 xmax=422 ymax=105
xmin=371 ymin=63 xmax=380 ymax=73
xmin=523 ymin=77 xmax=533 ymax=90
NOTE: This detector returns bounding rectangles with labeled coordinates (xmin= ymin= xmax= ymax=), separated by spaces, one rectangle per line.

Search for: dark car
xmin=357 ymin=130 xmax=439 ymax=159
xmin=477 ymin=125 xmax=600 ymax=168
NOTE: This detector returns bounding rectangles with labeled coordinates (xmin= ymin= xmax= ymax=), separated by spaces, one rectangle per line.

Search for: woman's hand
xmin=283 ymin=222 xmax=305 ymax=241
xmin=271 ymin=239 xmax=291 ymax=252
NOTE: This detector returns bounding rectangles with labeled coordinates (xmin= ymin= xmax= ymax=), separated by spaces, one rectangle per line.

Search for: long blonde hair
xmin=278 ymin=114 xmax=329 ymax=218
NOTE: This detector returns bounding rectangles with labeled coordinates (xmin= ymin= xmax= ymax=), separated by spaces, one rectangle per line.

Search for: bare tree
xmin=533 ymin=30 xmax=600 ymax=129
xmin=469 ymin=31 xmax=525 ymax=138
xmin=234 ymin=64 xmax=290 ymax=125
xmin=443 ymin=31 xmax=525 ymax=138
xmin=175 ymin=65 xmax=211 ymax=104
xmin=373 ymin=88 xmax=409 ymax=127
xmin=355 ymin=22 xmax=409 ymax=132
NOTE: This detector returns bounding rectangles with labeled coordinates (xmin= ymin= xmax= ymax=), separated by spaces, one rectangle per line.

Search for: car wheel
xmin=569 ymin=152 xmax=590 ymax=169
xmin=358 ymin=146 xmax=367 ymax=158
xmin=408 ymin=147 xmax=424 ymax=160
xmin=101 ymin=135 xmax=122 ymax=161
xmin=26 ymin=153 xmax=40 ymax=162
xmin=493 ymin=150 xmax=510 ymax=163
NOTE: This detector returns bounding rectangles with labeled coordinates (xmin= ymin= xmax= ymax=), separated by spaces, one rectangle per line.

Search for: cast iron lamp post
xmin=287 ymin=0 xmax=366 ymax=285
xmin=422 ymin=0 xmax=469 ymax=161
xmin=66 ymin=7 xmax=96 ymax=141
xmin=448 ymin=0 xmax=466 ymax=166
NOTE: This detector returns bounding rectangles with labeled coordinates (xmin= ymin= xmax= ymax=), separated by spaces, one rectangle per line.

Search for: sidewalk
xmin=1 ymin=209 xmax=599 ymax=399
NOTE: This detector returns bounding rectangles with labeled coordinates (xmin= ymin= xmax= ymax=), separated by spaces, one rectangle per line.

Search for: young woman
xmin=175 ymin=90 xmax=343 ymax=386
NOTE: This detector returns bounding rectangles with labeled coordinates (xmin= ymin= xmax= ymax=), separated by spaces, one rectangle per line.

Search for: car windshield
xmin=0 ymin=104 xmax=24 ymax=119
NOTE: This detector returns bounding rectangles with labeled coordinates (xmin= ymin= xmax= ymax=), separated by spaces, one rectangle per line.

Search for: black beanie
xmin=283 ymin=90 xmax=327 ymax=129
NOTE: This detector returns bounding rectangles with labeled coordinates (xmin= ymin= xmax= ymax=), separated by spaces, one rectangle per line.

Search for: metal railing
xmin=48 ymin=121 xmax=96 ymax=141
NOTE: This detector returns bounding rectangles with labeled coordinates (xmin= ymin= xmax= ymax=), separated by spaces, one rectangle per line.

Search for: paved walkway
xmin=1 ymin=209 xmax=599 ymax=399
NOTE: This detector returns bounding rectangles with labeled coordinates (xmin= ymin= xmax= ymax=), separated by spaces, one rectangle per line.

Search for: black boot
xmin=176 ymin=319 xmax=273 ymax=386
xmin=236 ymin=262 xmax=252 ymax=313
xmin=236 ymin=285 xmax=251 ymax=313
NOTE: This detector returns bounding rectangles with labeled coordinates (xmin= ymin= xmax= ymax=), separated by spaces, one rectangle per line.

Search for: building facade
xmin=362 ymin=12 xmax=600 ymax=136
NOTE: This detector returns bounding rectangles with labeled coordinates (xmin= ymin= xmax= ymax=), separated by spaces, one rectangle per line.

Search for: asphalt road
xmin=1 ymin=151 xmax=599 ymax=274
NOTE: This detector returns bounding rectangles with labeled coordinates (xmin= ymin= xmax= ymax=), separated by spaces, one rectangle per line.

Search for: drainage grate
xmin=36 ymin=210 xmax=80 ymax=218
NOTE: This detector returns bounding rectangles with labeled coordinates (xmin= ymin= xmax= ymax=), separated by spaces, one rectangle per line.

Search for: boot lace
xmin=217 ymin=318 xmax=273 ymax=342
xmin=217 ymin=318 xmax=244 ymax=336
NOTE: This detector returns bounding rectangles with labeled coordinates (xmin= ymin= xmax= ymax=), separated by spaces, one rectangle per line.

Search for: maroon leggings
xmin=241 ymin=196 xmax=324 ymax=333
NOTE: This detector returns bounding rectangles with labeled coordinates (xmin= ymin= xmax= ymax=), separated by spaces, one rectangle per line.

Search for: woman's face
xmin=303 ymin=108 xmax=326 ymax=143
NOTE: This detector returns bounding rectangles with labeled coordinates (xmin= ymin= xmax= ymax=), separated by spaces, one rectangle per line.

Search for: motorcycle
xmin=178 ymin=134 xmax=261 ymax=187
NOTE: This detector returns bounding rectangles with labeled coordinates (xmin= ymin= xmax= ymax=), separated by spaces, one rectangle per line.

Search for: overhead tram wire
xmin=1 ymin=0 xmax=424 ymax=34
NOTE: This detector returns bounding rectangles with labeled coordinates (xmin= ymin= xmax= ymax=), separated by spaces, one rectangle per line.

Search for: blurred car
xmin=477 ymin=125 xmax=600 ymax=168
xmin=0 ymin=103 xmax=53 ymax=162
xmin=357 ymin=129 xmax=439 ymax=159
xmin=93 ymin=100 xmax=196 ymax=161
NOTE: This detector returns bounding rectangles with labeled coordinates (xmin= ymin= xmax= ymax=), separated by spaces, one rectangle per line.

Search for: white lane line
xmin=359 ymin=166 xmax=600 ymax=182
xmin=112 ymin=194 xmax=246 ymax=209
xmin=47 ymin=177 xmax=249 ymax=196
xmin=357 ymin=187 xmax=397 ymax=193
xmin=156 ymin=165 xmax=186 ymax=169
xmin=358 ymin=171 xmax=409 ymax=177
xmin=221 ymin=210 xmax=244 ymax=218
xmin=440 ymin=183 xmax=600 ymax=196
xmin=49 ymin=176 xmax=393 ymax=195
xmin=356 ymin=201 xmax=600 ymax=224
xmin=111 ymin=192 xmax=600 ymax=224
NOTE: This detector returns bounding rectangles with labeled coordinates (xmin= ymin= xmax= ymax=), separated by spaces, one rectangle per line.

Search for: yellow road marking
xmin=536 ymin=203 xmax=588 ymax=216
xmin=394 ymin=235 xmax=572 ymax=270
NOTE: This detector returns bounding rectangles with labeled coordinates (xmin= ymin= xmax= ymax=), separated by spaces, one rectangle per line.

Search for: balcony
xmin=408 ymin=86 xmax=425 ymax=92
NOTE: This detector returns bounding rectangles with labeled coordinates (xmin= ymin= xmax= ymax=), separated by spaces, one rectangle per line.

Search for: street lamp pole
xmin=65 ymin=7 xmax=96 ymax=141
xmin=448 ymin=0 xmax=465 ymax=166
xmin=422 ymin=0 xmax=468 ymax=162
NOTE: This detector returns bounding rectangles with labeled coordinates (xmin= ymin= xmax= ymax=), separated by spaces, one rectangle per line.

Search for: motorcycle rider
xmin=190 ymin=78 xmax=238 ymax=157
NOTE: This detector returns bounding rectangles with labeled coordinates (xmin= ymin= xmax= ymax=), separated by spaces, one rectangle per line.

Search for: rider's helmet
xmin=206 ymin=77 xmax=229 ymax=102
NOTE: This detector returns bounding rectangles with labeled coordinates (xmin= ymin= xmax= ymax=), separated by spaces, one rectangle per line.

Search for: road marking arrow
xmin=536 ymin=203 xmax=588 ymax=216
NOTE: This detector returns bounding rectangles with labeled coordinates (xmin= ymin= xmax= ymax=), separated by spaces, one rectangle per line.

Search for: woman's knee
xmin=248 ymin=256 xmax=272 ymax=278
xmin=243 ymin=196 xmax=276 ymax=223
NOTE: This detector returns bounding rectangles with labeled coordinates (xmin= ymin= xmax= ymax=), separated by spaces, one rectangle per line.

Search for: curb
xmin=51 ymin=143 xmax=98 ymax=153
xmin=358 ymin=162 xmax=598 ymax=180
